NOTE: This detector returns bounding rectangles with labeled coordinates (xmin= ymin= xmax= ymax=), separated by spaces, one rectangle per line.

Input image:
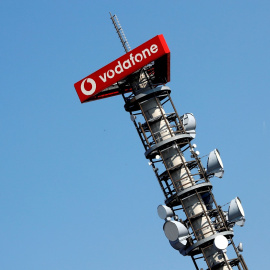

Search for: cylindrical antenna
xmin=109 ymin=12 xmax=131 ymax=53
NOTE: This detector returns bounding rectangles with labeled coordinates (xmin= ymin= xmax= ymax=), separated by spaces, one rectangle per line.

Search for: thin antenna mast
xmin=110 ymin=13 xmax=151 ymax=90
xmin=110 ymin=12 xmax=131 ymax=53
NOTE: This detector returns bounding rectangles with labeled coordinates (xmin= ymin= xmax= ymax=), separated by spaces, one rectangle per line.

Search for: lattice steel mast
xmin=109 ymin=13 xmax=248 ymax=270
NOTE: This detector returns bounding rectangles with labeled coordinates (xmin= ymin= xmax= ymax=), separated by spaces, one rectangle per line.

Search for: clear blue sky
xmin=1 ymin=1 xmax=269 ymax=269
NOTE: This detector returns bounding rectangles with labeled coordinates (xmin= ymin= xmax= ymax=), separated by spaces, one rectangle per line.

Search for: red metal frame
xmin=74 ymin=34 xmax=170 ymax=103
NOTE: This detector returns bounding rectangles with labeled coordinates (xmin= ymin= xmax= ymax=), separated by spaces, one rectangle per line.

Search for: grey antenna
xmin=206 ymin=149 xmax=224 ymax=178
xmin=228 ymin=197 xmax=245 ymax=226
xmin=180 ymin=113 xmax=196 ymax=138
xmin=109 ymin=12 xmax=150 ymax=90
xmin=110 ymin=12 xmax=131 ymax=53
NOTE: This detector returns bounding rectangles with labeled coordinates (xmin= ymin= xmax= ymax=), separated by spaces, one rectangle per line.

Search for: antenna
xmin=109 ymin=12 xmax=131 ymax=53
xmin=74 ymin=14 xmax=249 ymax=270
xmin=109 ymin=12 xmax=150 ymax=90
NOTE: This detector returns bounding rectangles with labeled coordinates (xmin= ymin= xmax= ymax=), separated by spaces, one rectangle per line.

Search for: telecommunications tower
xmin=74 ymin=13 xmax=248 ymax=270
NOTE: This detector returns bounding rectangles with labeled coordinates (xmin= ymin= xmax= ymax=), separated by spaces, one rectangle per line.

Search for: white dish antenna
xmin=163 ymin=220 xmax=189 ymax=241
xmin=157 ymin=205 xmax=174 ymax=220
xmin=181 ymin=113 xmax=196 ymax=138
xmin=206 ymin=149 xmax=224 ymax=178
xmin=214 ymin=235 xmax=228 ymax=251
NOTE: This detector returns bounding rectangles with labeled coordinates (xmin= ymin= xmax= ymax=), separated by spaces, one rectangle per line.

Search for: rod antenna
xmin=109 ymin=12 xmax=131 ymax=53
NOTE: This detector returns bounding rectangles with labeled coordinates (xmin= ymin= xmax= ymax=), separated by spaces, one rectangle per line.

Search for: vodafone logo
xmin=81 ymin=78 xmax=96 ymax=96
xmin=98 ymin=44 xmax=158 ymax=84
xmin=80 ymin=44 xmax=158 ymax=96
xmin=74 ymin=34 xmax=170 ymax=103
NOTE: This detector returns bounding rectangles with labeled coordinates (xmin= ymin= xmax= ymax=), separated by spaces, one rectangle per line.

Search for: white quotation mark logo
xmin=81 ymin=78 xmax=96 ymax=96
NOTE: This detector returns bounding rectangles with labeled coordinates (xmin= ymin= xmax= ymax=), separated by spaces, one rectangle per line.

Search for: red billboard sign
xmin=74 ymin=34 xmax=170 ymax=103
